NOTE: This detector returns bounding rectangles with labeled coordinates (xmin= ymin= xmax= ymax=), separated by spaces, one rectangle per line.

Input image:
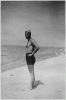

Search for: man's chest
xmin=26 ymin=41 xmax=32 ymax=48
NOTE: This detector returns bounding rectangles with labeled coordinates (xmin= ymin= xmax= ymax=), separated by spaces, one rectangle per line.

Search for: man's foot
xmin=28 ymin=84 xmax=35 ymax=90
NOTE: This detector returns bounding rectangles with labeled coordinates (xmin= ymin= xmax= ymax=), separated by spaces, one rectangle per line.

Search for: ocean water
xmin=1 ymin=45 xmax=65 ymax=66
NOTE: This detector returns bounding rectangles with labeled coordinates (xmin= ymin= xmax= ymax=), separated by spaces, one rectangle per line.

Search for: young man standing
xmin=25 ymin=30 xmax=39 ymax=90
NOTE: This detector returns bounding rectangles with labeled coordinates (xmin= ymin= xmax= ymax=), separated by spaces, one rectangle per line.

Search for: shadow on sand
xmin=33 ymin=80 xmax=44 ymax=89
xmin=21 ymin=80 xmax=44 ymax=91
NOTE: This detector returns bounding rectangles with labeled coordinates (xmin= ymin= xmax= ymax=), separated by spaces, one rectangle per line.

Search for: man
xmin=25 ymin=30 xmax=39 ymax=90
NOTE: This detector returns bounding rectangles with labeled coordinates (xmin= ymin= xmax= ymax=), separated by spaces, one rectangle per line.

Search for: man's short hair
xmin=25 ymin=30 xmax=31 ymax=35
xmin=27 ymin=30 xmax=31 ymax=35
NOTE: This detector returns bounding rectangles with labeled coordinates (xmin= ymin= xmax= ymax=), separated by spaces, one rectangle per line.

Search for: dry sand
xmin=1 ymin=54 xmax=65 ymax=99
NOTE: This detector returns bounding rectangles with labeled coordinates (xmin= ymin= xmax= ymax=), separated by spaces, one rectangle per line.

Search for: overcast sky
xmin=1 ymin=1 xmax=65 ymax=47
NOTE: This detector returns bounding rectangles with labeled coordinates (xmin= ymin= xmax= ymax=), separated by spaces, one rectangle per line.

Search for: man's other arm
xmin=31 ymin=39 xmax=40 ymax=55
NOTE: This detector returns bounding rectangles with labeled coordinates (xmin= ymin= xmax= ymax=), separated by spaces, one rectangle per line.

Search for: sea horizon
xmin=1 ymin=44 xmax=65 ymax=48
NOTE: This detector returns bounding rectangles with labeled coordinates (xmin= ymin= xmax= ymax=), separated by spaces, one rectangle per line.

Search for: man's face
xmin=25 ymin=31 xmax=30 ymax=39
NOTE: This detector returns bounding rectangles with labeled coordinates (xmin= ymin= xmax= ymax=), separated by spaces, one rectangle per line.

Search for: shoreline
xmin=1 ymin=53 xmax=65 ymax=73
xmin=1 ymin=46 xmax=65 ymax=66
xmin=1 ymin=53 xmax=62 ymax=73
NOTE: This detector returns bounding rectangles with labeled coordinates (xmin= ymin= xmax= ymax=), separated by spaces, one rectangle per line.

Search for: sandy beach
xmin=1 ymin=54 xmax=65 ymax=99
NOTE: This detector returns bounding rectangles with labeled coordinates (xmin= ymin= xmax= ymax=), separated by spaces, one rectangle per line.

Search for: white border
xmin=0 ymin=0 xmax=65 ymax=100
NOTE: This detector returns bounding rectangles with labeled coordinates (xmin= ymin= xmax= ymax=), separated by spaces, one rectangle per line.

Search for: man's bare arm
xmin=30 ymin=39 xmax=39 ymax=55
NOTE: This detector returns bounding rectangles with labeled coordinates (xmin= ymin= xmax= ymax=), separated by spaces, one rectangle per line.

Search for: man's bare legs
xmin=27 ymin=64 xmax=35 ymax=90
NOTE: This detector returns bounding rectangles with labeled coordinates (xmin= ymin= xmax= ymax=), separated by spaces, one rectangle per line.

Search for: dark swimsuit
xmin=26 ymin=53 xmax=36 ymax=65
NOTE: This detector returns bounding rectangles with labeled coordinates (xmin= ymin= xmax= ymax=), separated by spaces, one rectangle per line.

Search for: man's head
xmin=25 ymin=30 xmax=31 ymax=39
